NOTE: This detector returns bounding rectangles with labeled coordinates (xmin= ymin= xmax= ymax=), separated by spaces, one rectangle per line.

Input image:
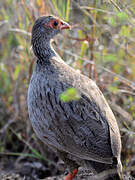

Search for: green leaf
xmin=116 ymin=12 xmax=129 ymax=22
xmin=13 ymin=64 xmax=21 ymax=80
xmin=119 ymin=26 xmax=130 ymax=37
xmin=109 ymin=17 xmax=116 ymax=27
xmin=113 ymin=64 xmax=122 ymax=73
xmin=0 ymin=63 xmax=6 ymax=71
xmin=108 ymin=86 xmax=118 ymax=94
xmin=80 ymin=41 xmax=89 ymax=57
xmin=78 ymin=30 xmax=85 ymax=38
xmin=59 ymin=88 xmax=80 ymax=102
xmin=103 ymin=54 xmax=118 ymax=63
xmin=78 ymin=41 xmax=89 ymax=65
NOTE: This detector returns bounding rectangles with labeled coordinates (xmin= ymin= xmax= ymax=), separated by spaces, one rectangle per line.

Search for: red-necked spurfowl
xmin=28 ymin=16 xmax=122 ymax=180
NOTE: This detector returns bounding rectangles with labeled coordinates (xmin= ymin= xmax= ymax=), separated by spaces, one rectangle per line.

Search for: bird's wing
xmin=53 ymin=59 xmax=121 ymax=161
xmin=29 ymin=59 xmax=121 ymax=164
xmin=80 ymin=76 xmax=121 ymax=160
xmin=38 ymin=66 xmax=121 ymax=164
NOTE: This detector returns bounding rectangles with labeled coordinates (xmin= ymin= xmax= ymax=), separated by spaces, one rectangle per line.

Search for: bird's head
xmin=31 ymin=16 xmax=71 ymax=60
xmin=32 ymin=15 xmax=71 ymax=41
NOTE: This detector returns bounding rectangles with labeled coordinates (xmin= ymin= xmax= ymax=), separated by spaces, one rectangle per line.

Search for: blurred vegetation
xmin=60 ymin=87 xmax=80 ymax=102
xmin=0 ymin=0 xmax=135 ymax=179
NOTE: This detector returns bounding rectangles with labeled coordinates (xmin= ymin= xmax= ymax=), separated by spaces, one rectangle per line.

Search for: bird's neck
xmin=33 ymin=38 xmax=56 ymax=64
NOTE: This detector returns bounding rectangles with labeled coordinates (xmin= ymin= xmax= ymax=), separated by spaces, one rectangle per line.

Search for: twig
xmin=13 ymin=76 xmax=21 ymax=118
xmin=68 ymin=35 xmax=94 ymax=42
xmin=72 ymin=1 xmax=98 ymax=26
xmin=109 ymin=0 xmax=122 ymax=12
xmin=0 ymin=20 xmax=8 ymax=26
xmin=108 ymin=100 xmax=132 ymax=124
xmin=100 ymin=67 xmax=135 ymax=91
xmin=9 ymin=28 xmax=31 ymax=36
xmin=57 ymin=48 xmax=95 ymax=65
xmin=0 ymin=118 xmax=16 ymax=134
xmin=84 ymin=168 xmax=120 ymax=180
xmin=89 ymin=0 xmax=97 ymax=81
xmin=80 ymin=6 xmax=115 ymax=15
xmin=118 ymin=89 xmax=135 ymax=96
xmin=121 ymin=128 xmax=135 ymax=135
xmin=0 ymin=151 xmax=39 ymax=158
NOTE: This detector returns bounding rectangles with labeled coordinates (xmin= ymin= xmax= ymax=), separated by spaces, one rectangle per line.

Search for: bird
xmin=27 ymin=15 xmax=122 ymax=180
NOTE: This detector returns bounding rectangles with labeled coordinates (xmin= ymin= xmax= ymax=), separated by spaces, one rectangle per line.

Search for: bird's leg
xmin=72 ymin=169 xmax=78 ymax=178
xmin=57 ymin=151 xmax=79 ymax=180
xmin=65 ymin=168 xmax=78 ymax=180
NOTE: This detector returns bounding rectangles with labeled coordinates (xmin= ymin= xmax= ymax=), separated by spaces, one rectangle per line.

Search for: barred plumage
xmin=28 ymin=16 xmax=122 ymax=180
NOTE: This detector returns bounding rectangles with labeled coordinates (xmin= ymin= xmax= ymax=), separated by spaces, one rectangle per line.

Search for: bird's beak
xmin=60 ymin=20 xmax=71 ymax=30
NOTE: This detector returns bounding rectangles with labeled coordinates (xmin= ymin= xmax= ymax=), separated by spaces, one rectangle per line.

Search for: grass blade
xmin=65 ymin=0 xmax=70 ymax=21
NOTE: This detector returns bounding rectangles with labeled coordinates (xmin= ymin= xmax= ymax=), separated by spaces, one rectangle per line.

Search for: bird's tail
xmin=85 ymin=158 xmax=122 ymax=180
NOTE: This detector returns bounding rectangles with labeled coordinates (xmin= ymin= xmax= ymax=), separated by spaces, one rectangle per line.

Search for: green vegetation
xmin=60 ymin=88 xmax=80 ymax=102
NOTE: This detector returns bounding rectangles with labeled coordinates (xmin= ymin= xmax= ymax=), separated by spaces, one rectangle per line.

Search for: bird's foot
xmin=65 ymin=169 xmax=78 ymax=180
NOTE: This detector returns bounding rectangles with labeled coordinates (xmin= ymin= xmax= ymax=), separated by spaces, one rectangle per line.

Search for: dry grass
xmin=0 ymin=0 xmax=135 ymax=179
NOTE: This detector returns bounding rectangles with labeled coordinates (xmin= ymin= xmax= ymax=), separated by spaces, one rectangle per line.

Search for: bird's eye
xmin=53 ymin=21 xmax=58 ymax=27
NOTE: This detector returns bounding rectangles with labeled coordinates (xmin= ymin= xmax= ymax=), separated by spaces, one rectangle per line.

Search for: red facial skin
xmin=45 ymin=18 xmax=71 ymax=30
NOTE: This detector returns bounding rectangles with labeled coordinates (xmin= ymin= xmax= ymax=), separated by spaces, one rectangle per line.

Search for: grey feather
xmin=28 ymin=16 xmax=122 ymax=179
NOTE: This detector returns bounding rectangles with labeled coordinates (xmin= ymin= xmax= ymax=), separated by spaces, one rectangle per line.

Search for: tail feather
xmin=84 ymin=158 xmax=122 ymax=180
